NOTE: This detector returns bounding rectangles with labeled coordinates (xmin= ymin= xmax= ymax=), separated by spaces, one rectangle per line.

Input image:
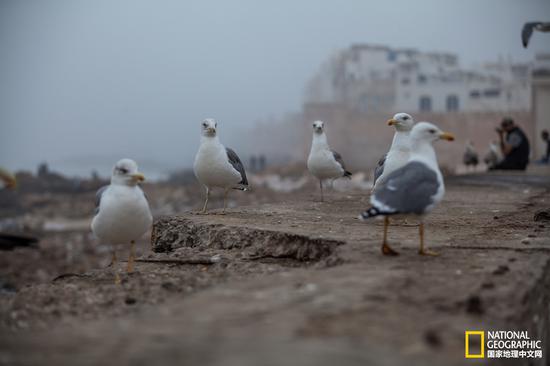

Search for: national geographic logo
xmin=465 ymin=330 xmax=543 ymax=359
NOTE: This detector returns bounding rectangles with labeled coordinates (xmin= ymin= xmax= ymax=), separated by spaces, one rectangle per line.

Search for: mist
xmin=1 ymin=0 xmax=549 ymax=178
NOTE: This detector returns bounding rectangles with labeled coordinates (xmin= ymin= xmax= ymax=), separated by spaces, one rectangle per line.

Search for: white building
xmin=305 ymin=44 xmax=532 ymax=113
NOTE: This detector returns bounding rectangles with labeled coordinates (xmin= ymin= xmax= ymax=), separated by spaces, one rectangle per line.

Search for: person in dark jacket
xmin=536 ymin=130 xmax=550 ymax=164
xmin=491 ymin=117 xmax=530 ymax=170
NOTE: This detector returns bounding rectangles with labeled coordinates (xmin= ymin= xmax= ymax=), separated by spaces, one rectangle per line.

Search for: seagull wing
xmin=373 ymin=154 xmax=386 ymax=185
xmin=226 ymin=147 xmax=248 ymax=186
xmin=94 ymin=185 xmax=109 ymax=215
xmin=522 ymin=22 xmax=540 ymax=48
xmin=372 ymin=161 xmax=439 ymax=214
xmin=332 ymin=150 xmax=352 ymax=177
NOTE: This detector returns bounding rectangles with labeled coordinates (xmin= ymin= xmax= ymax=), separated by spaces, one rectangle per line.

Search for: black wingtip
xmin=358 ymin=207 xmax=380 ymax=220
xmin=344 ymin=171 xmax=352 ymax=179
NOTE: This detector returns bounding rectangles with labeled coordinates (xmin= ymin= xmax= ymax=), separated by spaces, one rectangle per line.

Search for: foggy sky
xmin=1 ymin=0 xmax=549 ymax=177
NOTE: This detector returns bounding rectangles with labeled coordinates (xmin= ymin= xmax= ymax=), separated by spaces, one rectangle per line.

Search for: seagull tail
xmin=359 ymin=207 xmax=383 ymax=220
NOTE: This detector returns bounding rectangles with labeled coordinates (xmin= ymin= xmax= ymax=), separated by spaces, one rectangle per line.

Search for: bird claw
xmin=382 ymin=243 xmax=399 ymax=256
xmin=419 ymin=249 xmax=439 ymax=256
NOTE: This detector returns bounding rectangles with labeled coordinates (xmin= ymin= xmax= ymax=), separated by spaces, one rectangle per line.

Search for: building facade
xmin=305 ymin=44 xmax=532 ymax=114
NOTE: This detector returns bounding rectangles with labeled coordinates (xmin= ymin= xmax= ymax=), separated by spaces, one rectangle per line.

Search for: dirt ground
xmin=0 ymin=170 xmax=549 ymax=366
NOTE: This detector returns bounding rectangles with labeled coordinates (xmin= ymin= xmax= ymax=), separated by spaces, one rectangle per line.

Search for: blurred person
xmin=535 ymin=130 xmax=550 ymax=164
xmin=490 ymin=117 xmax=530 ymax=171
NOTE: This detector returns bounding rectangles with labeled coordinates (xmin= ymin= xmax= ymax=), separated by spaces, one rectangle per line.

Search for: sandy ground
xmin=0 ymin=170 xmax=549 ymax=366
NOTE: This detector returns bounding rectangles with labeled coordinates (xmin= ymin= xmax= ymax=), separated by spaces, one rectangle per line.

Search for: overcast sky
xmin=1 ymin=0 xmax=549 ymax=177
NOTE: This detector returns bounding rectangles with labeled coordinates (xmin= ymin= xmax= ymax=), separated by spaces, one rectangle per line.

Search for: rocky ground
xmin=0 ymin=170 xmax=549 ymax=366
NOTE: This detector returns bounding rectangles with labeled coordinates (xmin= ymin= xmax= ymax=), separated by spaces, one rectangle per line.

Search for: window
xmin=401 ymin=78 xmax=410 ymax=85
xmin=417 ymin=74 xmax=427 ymax=84
xmin=470 ymin=90 xmax=480 ymax=98
xmin=483 ymin=89 xmax=501 ymax=98
xmin=446 ymin=95 xmax=459 ymax=112
xmin=387 ymin=51 xmax=396 ymax=62
xmin=419 ymin=96 xmax=432 ymax=112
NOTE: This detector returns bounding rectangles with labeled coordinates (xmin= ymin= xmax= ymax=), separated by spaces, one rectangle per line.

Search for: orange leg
xmin=418 ymin=222 xmax=438 ymax=256
xmin=381 ymin=216 xmax=399 ymax=256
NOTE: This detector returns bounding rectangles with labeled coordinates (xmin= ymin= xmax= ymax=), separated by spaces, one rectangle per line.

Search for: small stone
xmin=493 ymin=216 xmax=499 ymax=220
xmin=125 ymin=297 xmax=137 ymax=305
xmin=481 ymin=282 xmax=495 ymax=289
xmin=527 ymin=234 xmax=536 ymax=238
xmin=465 ymin=295 xmax=484 ymax=315
xmin=493 ymin=265 xmax=509 ymax=275
xmin=424 ymin=329 xmax=442 ymax=348
xmin=521 ymin=239 xmax=530 ymax=245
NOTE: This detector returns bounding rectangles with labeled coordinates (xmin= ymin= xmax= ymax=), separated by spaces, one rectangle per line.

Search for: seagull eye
xmin=403 ymin=116 xmax=409 ymax=120
xmin=118 ymin=167 xmax=128 ymax=174
xmin=202 ymin=123 xmax=207 ymax=128
xmin=429 ymin=129 xmax=436 ymax=134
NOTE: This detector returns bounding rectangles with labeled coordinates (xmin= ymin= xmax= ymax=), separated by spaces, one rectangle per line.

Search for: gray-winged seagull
xmin=360 ymin=122 xmax=454 ymax=256
xmin=91 ymin=158 xmax=153 ymax=284
xmin=307 ymin=120 xmax=352 ymax=201
xmin=194 ymin=118 xmax=248 ymax=213
xmin=373 ymin=113 xmax=415 ymax=191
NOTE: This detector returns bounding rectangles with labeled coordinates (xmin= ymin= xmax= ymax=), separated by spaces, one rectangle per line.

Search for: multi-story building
xmin=305 ymin=44 xmax=532 ymax=114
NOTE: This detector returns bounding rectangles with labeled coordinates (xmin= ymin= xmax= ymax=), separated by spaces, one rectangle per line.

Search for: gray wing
xmin=373 ymin=154 xmax=386 ymax=185
xmin=94 ymin=185 xmax=109 ymax=215
xmin=372 ymin=161 xmax=439 ymax=214
xmin=226 ymin=147 xmax=248 ymax=186
xmin=522 ymin=22 xmax=541 ymax=47
xmin=332 ymin=150 xmax=352 ymax=177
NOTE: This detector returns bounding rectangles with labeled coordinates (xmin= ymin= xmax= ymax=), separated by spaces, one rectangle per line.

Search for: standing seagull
xmin=463 ymin=140 xmax=479 ymax=171
xmin=373 ymin=113 xmax=415 ymax=190
xmin=307 ymin=120 xmax=352 ymax=201
xmin=91 ymin=159 xmax=152 ymax=284
xmin=360 ymin=122 xmax=454 ymax=256
xmin=194 ymin=118 xmax=248 ymax=213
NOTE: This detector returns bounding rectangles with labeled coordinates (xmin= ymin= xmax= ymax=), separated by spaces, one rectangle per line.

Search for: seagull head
xmin=387 ymin=113 xmax=414 ymax=131
xmin=312 ymin=120 xmax=325 ymax=134
xmin=410 ymin=122 xmax=454 ymax=144
xmin=111 ymin=158 xmax=145 ymax=186
xmin=201 ymin=118 xmax=217 ymax=137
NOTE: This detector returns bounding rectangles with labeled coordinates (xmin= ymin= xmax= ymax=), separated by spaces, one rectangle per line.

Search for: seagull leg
xmin=381 ymin=216 xmax=399 ymax=256
xmin=222 ymin=188 xmax=229 ymax=214
xmin=108 ymin=249 xmax=117 ymax=267
xmin=127 ymin=240 xmax=135 ymax=273
xmin=112 ymin=248 xmax=121 ymax=285
xmin=201 ymin=187 xmax=210 ymax=214
xmin=418 ymin=222 xmax=438 ymax=256
xmin=319 ymin=179 xmax=324 ymax=202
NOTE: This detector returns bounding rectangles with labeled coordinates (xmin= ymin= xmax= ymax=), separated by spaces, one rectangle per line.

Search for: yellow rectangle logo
xmin=465 ymin=331 xmax=485 ymax=358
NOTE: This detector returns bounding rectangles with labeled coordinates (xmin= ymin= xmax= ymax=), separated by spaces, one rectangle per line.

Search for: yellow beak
xmin=131 ymin=173 xmax=145 ymax=182
xmin=207 ymin=127 xmax=216 ymax=134
xmin=387 ymin=119 xmax=397 ymax=126
xmin=440 ymin=132 xmax=455 ymax=141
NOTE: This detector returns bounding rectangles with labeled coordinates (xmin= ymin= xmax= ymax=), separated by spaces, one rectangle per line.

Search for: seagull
xmin=483 ymin=141 xmax=502 ymax=169
xmin=91 ymin=159 xmax=152 ymax=284
xmin=522 ymin=22 xmax=550 ymax=48
xmin=373 ymin=113 xmax=415 ymax=191
xmin=463 ymin=140 xmax=479 ymax=171
xmin=194 ymin=118 xmax=248 ymax=213
xmin=359 ymin=122 xmax=454 ymax=256
xmin=307 ymin=120 xmax=352 ymax=201
xmin=0 ymin=168 xmax=16 ymax=190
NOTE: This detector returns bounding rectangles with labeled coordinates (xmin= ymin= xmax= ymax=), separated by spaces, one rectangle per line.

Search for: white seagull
xmin=91 ymin=159 xmax=153 ymax=284
xmin=373 ymin=113 xmax=415 ymax=191
xmin=463 ymin=140 xmax=479 ymax=171
xmin=307 ymin=120 xmax=352 ymax=201
xmin=360 ymin=122 xmax=454 ymax=256
xmin=194 ymin=118 xmax=248 ymax=213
